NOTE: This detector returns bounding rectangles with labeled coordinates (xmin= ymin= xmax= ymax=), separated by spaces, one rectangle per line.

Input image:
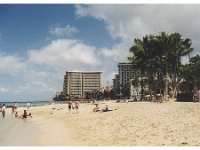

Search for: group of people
xmin=92 ymin=102 xmax=110 ymax=113
xmin=67 ymin=101 xmax=80 ymax=113
xmin=13 ymin=102 xmax=32 ymax=119
xmin=150 ymin=86 xmax=200 ymax=103
xmin=67 ymin=100 xmax=111 ymax=113
xmin=0 ymin=102 xmax=32 ymax=119
xmin=153 ymin=94 xmax=166 ymax=103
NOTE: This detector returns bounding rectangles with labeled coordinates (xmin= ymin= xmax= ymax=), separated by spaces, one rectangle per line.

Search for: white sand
xmin=2 ymin=101 xmax=200 ymax=146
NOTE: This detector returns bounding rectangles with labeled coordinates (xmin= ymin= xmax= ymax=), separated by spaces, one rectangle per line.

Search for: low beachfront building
xmin=63 ymin=71 xmax=103 ymax=99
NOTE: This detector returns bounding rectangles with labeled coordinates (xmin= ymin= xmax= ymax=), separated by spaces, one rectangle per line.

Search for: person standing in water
xmin=27 ymin=102 xmax=31 ymax=110
xmin=2 ymin=104 xmax=6 ymax=118
xmin=14 ymin=101 xmax=18 ymax=111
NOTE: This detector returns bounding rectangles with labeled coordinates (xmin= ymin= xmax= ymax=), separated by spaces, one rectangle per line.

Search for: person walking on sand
xmin=67 ymin=101 xmax=73 ymax=113
xmin=74 ymin=101 xmax=80 ymax=113
xmin=2 ymin=104 xmax=6 ymax=118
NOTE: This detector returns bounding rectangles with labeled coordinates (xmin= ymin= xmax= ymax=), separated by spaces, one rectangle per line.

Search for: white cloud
xmin=0 ymin=85 xmax=8 ymax=93
xmin=49 ymin=24 xmax=78 ymax=37
xmin=0 ymin=37 xmax=104 ymax=101
xmin=28 ymin=39 xmax=100 ymax=70
xmin=74 ymin=4 xmax=200 ymax=86
xmin=75 ymin=4 xmax=200 ymax=59
xmin=0 ymin=54 xmax=26 ymax=75
xmin=2 ymin=4 xmax=200 ymax=101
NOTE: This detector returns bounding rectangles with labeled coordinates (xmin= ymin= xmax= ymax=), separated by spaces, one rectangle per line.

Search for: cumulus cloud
xmin=75 ymin=4 xmax=200 ymax=59
xmin=10 ymin=38 xmax=101 ymax=100
xmin=28 ymin=39 xmax=100 ymax=70
xmin=0 ymin=37 xmax=104 ymax=101
xmin=2 ymin=4 xmax=200 ymax=101
xmin=0 ymin=54 xmax=26 ymax=75
xmin=49 ymin=24 xmax=78 ymax=37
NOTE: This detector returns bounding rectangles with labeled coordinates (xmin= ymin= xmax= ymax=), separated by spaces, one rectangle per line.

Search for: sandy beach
xmin=1 ymin=101 xmax=200 ymax=146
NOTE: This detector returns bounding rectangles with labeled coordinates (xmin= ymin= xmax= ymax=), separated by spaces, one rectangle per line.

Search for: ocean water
xmin=0 ymin=113 xmax=39 ymax=146
xmin=0 ymin=100 xmax=67 ymax=108
xmin=0 ymin=101 xmax=52 ymax=108
xmin=0 ymin=100 xmax=67 ymax=146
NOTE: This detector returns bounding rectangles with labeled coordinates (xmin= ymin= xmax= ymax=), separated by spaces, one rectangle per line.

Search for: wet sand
xmin=1 ymin=101 xmax=200 ymax=146
xmin=0 ymin=112 xmax=39 ymax=146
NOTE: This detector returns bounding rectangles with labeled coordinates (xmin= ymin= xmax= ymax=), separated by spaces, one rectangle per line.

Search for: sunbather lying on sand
xmin=93 ymin=104 xmax=100 ymax=112
xmin=101 ymin=105 xmax=109 ymax=112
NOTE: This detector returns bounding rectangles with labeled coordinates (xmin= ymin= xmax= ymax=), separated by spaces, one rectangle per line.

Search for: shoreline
xmin=1 ymin=101 xmax=200 ymax=146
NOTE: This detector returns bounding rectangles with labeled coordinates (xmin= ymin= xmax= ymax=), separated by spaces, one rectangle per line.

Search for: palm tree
xmin=128 ymin=32 xmax=193 ymax=100
xmin=165 ymin=33 xmax=193 ymax=98
xmin=128 ymin=37 xmax=150 ymax=100
xmin=147 ymin=32 xmax=193 ymax=99
xmin=180 ymin=55 xmax=200 ymax=92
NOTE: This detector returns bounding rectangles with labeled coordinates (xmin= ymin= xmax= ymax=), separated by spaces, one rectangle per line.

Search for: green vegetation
xmin=53 ymin=92 xmax=66 ymax=101
xmin=179 ymin=55 xmax=200 ymax=92
xmin=128 ymin=32 xmax=200 ymax=99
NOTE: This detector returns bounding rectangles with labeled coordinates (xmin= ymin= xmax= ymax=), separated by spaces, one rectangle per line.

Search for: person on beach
xmin=22 ymin=110 xmax=28 ymax=118
xmin=27 ymin=102 xmax=31 ymax=110
xmin=93 ymin=103 xmax=100 ymax=112
xmin=193 ymin=86 xmax=200 ymax=102
xmin=2 ymin=104 xmax=6 ymax=118
xmin=67 ymin=101 xmax=73 ymax=113
xmin=101 ymin=105 xmax=109 ymax=112
xmin=158 ymin=95 xmax=164 ymax=103
xmin=18 ymin=110 xmax=32 ymax=119
xmin=15 ymin=111 xmax=19 ymax=118
xmin=74 ymin=101 xmax=80 ymax=113
xmin=156 ymin=94 xmax=163 ymax=103
xmin=14 ymin=102 xmax=18 ymax=111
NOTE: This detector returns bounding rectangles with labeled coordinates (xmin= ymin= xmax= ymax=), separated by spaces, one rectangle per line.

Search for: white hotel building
xmin=63 ymin=71 xmax=103 ymax=98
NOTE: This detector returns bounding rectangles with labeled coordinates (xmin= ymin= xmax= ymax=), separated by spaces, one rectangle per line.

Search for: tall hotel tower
xmin=63 ymin=71 xmax=103 ymax=98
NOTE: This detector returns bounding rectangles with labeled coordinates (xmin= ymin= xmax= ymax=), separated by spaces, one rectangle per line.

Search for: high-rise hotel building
xmin=118 ymin=62 xmax=141 ymax=86
xmin=63 ymin=71 xmax=103 ymax=98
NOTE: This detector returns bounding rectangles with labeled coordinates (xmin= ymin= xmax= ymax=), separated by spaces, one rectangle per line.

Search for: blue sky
xmin=0 ymin=4 xmax=115 ymax=54
xmin=0 ymin=4 xmax=200 ymax=102
xmin=0 ymin=4 xmax=121 ymax=101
